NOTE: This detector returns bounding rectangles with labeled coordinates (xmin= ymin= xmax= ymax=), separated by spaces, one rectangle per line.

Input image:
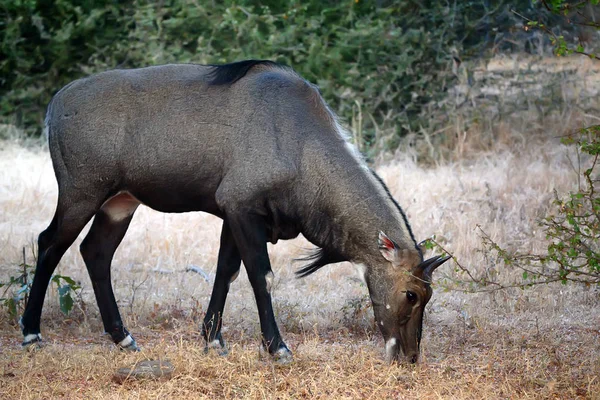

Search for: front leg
xmin=226 ymin=210 xmax=292 ymax=363
xmin=202 ymin=220 xmax=241 ymax=354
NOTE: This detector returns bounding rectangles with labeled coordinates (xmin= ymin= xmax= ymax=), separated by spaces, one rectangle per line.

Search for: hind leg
xmin=21 ymin=192 xmax=101 ymax=346
xmin=80 ymin=194 xmax=139 ymax=350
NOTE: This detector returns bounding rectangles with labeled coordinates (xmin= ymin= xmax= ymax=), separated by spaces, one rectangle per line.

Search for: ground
xmin=1 ymin=316 xmax=598 ymax=399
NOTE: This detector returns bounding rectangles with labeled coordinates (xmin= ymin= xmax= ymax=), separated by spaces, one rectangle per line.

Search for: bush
xmin=0 ymin=249 xmax=81 ymax=322
xmin=428 ymin=126 xmax=600 ymax=291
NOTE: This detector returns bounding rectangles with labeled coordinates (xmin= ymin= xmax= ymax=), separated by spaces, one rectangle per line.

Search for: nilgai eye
xmin=406 ymin=291 xmax=417 ymax=303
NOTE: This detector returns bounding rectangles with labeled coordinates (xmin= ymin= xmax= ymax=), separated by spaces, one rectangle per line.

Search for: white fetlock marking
xmin=275 ymin=348 xmax=289 ymax=358
xmin=385 ymin=338 xmax=397 ymax=362
xmin=23 ymin=333 xmax=42 ymax=343
xmin=118 ymin=334 xmax=134 ymax=348
xmin=274 ymin=347 xmax=293 ymax=364
xmin=207 ymin=339 xmax=222 ymax=349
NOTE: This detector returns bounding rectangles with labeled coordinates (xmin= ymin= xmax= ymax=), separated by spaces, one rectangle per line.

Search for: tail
xmin=43 ymin=79 xmax=81 ymax=142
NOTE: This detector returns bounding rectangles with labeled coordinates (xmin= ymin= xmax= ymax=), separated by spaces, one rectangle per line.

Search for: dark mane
xmin=207 ymin=60 xmax=280 ymax=86
xmin=295 ymin=169 xmax=423 ymax=278
xmin=369 ymin=169 xmax=422 ymax=258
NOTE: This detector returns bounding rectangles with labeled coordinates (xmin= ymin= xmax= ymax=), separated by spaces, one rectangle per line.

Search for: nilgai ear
xmin=417 ymin=255 xmax=451 ymax=282
xmin=378 ymin=231 xmax=400 ymax=264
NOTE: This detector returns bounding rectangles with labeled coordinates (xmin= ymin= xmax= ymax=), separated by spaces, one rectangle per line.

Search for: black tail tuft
xmin=207 ymin=59 xmax=279 ymax=86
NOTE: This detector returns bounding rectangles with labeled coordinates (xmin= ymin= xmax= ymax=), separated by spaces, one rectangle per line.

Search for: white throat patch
xmin=385 ymin=338 xmax=397 ymax=362
xmin=353 ymin=263 xmax=367 ymax=283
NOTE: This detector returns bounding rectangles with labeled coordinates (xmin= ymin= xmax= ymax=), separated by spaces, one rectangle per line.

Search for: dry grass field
xmin=1 ymin=58 xmax=600 ymax=398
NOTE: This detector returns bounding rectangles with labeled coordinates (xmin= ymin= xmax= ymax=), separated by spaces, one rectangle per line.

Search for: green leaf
xmin=6 ymin=298 xmax=17 ymax=318
xmin=52 ymin=275 xmax=80 ymax=291
xmin=522 ymin=271 xmax=528 ymax=280
xmin=58 ymin=275 xmax=78 ymax=287
xmin=58 ymin=286 xmax=74 ymax=315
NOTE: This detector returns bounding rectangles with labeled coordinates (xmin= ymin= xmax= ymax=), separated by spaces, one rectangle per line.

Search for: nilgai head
xmin=366 ymin=232 xmax=450 ymax=364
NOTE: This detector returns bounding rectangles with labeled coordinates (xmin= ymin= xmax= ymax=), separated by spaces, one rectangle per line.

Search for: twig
xmin=430 ymin=217 xmax=600 ymax=294
xmin=541 ymin=0 xmax=590 ymax=13
xmin=428 ymin=236 xmax=503 ymax=289
xmin=129 ymin=275 xmax=149 ymax=315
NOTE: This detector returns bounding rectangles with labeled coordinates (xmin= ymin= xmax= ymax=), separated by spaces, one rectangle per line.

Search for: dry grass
xmin=1 ymin=109 xmax=600 ymax=398
xmin=1 ymin=325 xmax=598 ymax=399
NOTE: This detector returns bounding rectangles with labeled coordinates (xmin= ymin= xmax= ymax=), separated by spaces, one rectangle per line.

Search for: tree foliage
xmin=518 ymin=0 xmax=600 ymax=59
xmin=0 ymin=0 xmax=569 ymax=153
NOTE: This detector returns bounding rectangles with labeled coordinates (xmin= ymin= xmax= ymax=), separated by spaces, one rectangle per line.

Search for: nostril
xmin=410 ymin=354 xmax=418 ymax=364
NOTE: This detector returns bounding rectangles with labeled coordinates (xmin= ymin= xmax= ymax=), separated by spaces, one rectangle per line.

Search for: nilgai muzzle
xmin=21 ymin=60 xmax=450 ymax=363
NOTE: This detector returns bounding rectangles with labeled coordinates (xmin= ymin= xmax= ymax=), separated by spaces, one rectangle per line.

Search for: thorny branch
xmin=429 ymin=231 xmax=599 ymax=294
xmin=429 ymin=128 xmax=600 ymax=293
xmin=511 ymin=6 xmax=600 ymax=61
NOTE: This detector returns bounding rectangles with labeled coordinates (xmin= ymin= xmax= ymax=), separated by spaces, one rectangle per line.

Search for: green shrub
xmin=427 ymin=126 xmax=600 ymax=291
xmin=0 ymin=250 xmax=81 ymax=321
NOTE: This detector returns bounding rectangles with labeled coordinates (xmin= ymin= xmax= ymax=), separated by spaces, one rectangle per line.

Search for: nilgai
xmin=21 ymin=60 xmax=450 ymax=363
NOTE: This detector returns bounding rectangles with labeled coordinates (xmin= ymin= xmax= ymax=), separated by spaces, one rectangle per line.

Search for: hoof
xmin=259 ymin=345 xmax=293 ymax=365
xmin=273 ymin=347 xmax=293 ymax=365
xmin=204 ymin=339 xmax=228 ymax=356
xmin=22 ymin=333 xmax=43 ymax=351
xmin=117 ymin=334 xmax=140 ymax=352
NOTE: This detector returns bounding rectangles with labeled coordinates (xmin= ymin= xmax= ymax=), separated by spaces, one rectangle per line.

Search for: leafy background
xmin=0 ymin=0 xmax=585 ymax=154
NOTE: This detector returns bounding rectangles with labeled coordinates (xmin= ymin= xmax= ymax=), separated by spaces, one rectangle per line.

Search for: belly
xmin=133 ymin=185 xmax=221 ymax=214
xmin=101 ymin=187 xmax=222 ymax=220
